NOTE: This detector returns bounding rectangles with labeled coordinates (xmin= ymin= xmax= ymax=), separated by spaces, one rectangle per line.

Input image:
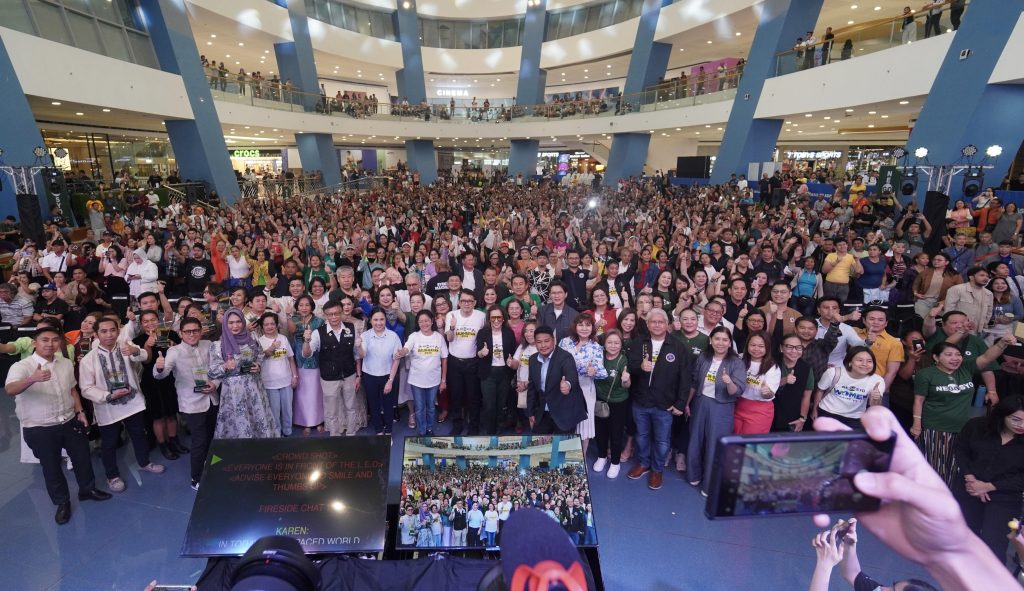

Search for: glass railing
xmin=775 ymin=1 xmax=969 ymax=77
xmin=204 ymin=68 xmax=738 ymax=125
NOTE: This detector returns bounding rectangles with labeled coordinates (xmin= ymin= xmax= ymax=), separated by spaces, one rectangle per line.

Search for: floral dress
xmin=209 ymin=341 xmax=279 ymax=439
xmin=558 ymin=337 xmax=608 ymax=439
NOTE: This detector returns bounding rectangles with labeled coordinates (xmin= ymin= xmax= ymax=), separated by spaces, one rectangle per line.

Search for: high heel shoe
xmin=159 ymin=442 xmax=179 ymax=461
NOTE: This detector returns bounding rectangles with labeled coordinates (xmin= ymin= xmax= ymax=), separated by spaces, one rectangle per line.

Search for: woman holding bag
xmin=592 ymin=329 xmax=631 ymax=479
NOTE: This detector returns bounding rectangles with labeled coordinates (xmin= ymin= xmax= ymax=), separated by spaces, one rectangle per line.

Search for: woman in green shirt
xmin=592 ymin=329 xmax=632 ymax=479
xmin=912 ymin=335 xmax=1015 ymax=486
xmin=303 ymin=254 xmax=331 ymax=290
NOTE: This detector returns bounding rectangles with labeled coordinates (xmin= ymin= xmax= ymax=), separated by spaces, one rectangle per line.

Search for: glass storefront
xmin=4 ymin=0 xmax=158 ymax=67
xmin=42 ymin=130 xmax=176 ymax=181
xmin=228 ymin=149 xmax=283 ymax=175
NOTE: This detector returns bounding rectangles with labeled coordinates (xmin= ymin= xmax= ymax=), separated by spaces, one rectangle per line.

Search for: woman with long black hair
xmin=953 ymin=394 xmax=1024 ymax=558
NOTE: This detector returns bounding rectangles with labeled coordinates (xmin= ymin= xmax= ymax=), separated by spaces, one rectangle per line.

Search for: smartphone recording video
xmin=705 ymin=432 xmax=895 ymax=519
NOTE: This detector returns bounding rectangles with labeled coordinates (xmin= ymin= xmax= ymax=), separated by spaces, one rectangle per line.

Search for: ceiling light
xmin=584 ymin=69 xmax=589 ymax=73
xmin=51 ymin=101 xmax=61 ymax=105
xmin=238 ymin=42 xmax=244 ymax=46
xmin=678 ymin=48 xmax=684 ymax=51
xmin=606 ymin=64 xmax=612 ymax=68
xmin=736 ymin=32 xmax=742 ymax=36
xmin=75 ymin=112 xmax=84 ymax=116
xmin=675 ymin=128 xmax=681 ymax=131
xmin=874 ymin=6 xmax=881 ymax=10
xmin=868 ymin=110 xmax=876 ymax=114
xmin=824 ymin=116 xmax=831 ymax=120
xmin=706 ymin=40 xmax=713 ymax=44
xmin=914 ymin=147 xmax=928 ymax=158
xmin=867 ymin=124 xmax=875 ymax=128
xmin=845 ymin=108 xmax=854 ymax=112
xmin=986 ymin=145 xmax=1003 ymax=157
xmin=496 ymin=78 xmax=501 ymax=82
xmin=235 ymin=61 xmax=240 ymax=65
xmin=848 ymin=20 xmax=855 ymax=24
xmin=805 ymin=113 xmax=812 ymax=117
xmin=264 ymin=50 xmax=270 ymax=54
xmin=206 ymin=41 xmax=212 ymax=46
xmin=899 ymin=100 xmax=909 ymax=105
xmin=102 ymin=108 xmax=110 ymax=112
xmin=210 ymin=34 xmax=216 ymax=38
xmin=881 ymin=115 xmax=889 ymax=118
xmin=584 ymin=76 xmax=588 ymax=79
xmin=225 ymin=54 xmax=230 ymax=58
xmin=402 ymin=1 xmax=411 ymax=8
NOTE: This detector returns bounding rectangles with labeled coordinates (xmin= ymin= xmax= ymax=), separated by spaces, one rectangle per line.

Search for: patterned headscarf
xmin=219 ymin=307 xmax=256 ymax=360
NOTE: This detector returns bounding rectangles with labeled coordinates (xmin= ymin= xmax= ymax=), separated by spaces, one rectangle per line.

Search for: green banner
xmin=876 ymin=165 xmax=901 ymax=197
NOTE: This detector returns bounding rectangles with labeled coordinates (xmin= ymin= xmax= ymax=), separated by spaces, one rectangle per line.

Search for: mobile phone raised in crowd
xmin=705 ymin=431 xmax=896 ymax=520
xmin=911 ymin=338 xmax=925 ymax=352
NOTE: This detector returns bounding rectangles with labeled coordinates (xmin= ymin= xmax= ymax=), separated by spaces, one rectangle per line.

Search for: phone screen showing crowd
xmin=708 ymin=432 xmax=895 ymax=518
xmin=181 ymin=436 xmax=390 ymax=556
xmin=398 ymin=435 xmax=598 ymax=550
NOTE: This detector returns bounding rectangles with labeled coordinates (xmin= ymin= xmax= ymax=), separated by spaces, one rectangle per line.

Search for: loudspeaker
xmin=922 ymin=191 xmax=950 ymax=255
xmin=16 ymin=193 xmax=44 ymax=244
xmin=40 ymin=168 xmax=78 ymax=226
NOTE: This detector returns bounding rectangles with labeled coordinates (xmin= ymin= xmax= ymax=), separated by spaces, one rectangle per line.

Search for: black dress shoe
xmin=78 ymin=488 xmax=113 ymax=501
xmin=160 ymin=442 xmax=180 ymax=461
xmin=55 ymin=502 xmax=71 ymax=525
xmin=169 ymin=437 xmax=190 ymax=455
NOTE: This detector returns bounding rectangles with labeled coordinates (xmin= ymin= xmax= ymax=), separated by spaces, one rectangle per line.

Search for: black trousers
xmin=950 ymin=6 xmax=964 ymax=30
xmin=954 ymin=483 xmax=1022 ymax=561
xmin=22 ymin=419 xmax=96 ymax=505
xmin=447 ymin=357 xmax=480 ymax=434
xmin=184 ymin=405 xmax=218 ymax=483
xmin=593 ymin=399 xmax=629 ymax=465
xmin=531 ymin=412 xmax=574 ymax=435
xmin=98 ymin=410 xmax=151 ymax=479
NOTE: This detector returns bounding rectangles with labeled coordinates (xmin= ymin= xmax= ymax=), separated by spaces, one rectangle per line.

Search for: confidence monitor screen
xmin=182 ymin=436 xmax=390 ymax=557
xmin=398 ymin=435 xmax=598 ymax=550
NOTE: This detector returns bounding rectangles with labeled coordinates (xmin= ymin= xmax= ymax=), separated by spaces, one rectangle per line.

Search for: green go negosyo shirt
xmin=596 ymin=355 xmax=629 ymax=404
xmin=913 ymin=361 xmax=977 ymax=433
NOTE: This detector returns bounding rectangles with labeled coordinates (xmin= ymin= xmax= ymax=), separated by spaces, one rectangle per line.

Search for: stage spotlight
xmin=892 ymin=147 xmax=907 ymax=159
xmin=32 ymin=146 xmax=46 ymax=158
xmin=900 ymin=169 xmax=918 ymax=196
xmin=961 ymin=144 xmax=978 ymax=158
xmin=914 ymin=147 xmax=928 ymax=159
xmin=962 ymin=170 xmax=984 ymax=198
xmin=986 ymin=145 xmax=1003 ymax=158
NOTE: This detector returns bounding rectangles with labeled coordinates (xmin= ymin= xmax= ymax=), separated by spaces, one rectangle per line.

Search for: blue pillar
xmin=907 ymin=2 xmax=1024 ymax=185
xmin=422 ymin=452 xmax=435 ymax=472
xmin=711 ymin=0 xmax=825 ymax=184
xmin=275 ymin=0 xmax=341 ymax=186
xmin=405 ymin=139 xmax=438 ymax=186
xmin=490 ymin=436 xmax=499 ymax=449
xmin=392 ymin=0 xmax=437 ymax=185
xmin=549 ymin=436 xmax=561 ymax=468
xmin=488 ymin=455 xmax=497 ymax=467
xmin=519 ymin=454 xmax=531 ymax=469
xmin=456 ymin=456 xmax=467 ymax=469
xmin=509 ymin=0 xmax=548 ymax=177
xmin=603 ymin=0 xmax=673 ymax=185
xmin=522 ymin=435 xmax=532 ymax=447
xmin=0 ymin=35 xmax=48 ymax=220
xmin=139 ymin=0 xmax=239 ymax=202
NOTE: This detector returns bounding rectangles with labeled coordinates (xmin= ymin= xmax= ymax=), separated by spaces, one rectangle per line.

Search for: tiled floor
xmin=0 ymin=393 xmax=933 ymax=591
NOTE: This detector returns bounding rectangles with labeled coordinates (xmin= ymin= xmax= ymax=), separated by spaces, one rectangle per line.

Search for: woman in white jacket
xmin=125 ymin=248 xmax=159 ymax=299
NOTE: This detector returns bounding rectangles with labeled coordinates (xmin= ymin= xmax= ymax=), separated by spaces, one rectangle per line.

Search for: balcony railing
xmin=204 ymin=67 xmax=739 ymax=125
xmin=774 ymin=1 xmax=969 ymax=77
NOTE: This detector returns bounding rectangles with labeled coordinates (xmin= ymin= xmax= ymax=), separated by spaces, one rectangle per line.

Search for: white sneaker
xmin=606 ymin=464 xmax=621 ymax=479
xmin=592 ymin=457 xmax=608 ymax=473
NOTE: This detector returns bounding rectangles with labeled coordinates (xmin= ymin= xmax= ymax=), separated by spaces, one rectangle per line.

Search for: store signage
xmin=436 ymin=89 xmax=469 ymax=97
xmin=232 ymin=149 xmax=265 ymax=158
xmin=785 ymin=150 xmax=842 ymax=160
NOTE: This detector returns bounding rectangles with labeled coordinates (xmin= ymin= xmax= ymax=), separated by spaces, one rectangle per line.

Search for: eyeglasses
xmin=706 ymin=308 xmax=724 ymax=315
xmin=459 ymin=299 xmax=474 ymax=304
xmin=489 ymin=316 xmax=504 ymax=321
xmin=783 ymin=344 xmax=804 ymax=351
xmin=771 ymin=289 xmax=790 ymax=294
xmin=181 ymin=329 xmax=200 ymax=335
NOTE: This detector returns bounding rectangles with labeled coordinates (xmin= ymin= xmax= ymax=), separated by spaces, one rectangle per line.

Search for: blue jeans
xmin=265 ymin=386 xmax=294 ymax=436
xmin=568 ymin=532 xmax=580 ymax=544
xmin=633 ymin=404 xmax=673 ymax=473
xmin=485 ymin=530 xmax=496 ymax=546
xmin=583 ymin=526 xmax=597 ymax=545
xmin=411 ymin=385 xmax=438 ymax=435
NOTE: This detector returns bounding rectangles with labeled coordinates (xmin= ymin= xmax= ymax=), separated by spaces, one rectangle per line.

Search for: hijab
xmin=219 ymin=307 xmax=256 ymax=360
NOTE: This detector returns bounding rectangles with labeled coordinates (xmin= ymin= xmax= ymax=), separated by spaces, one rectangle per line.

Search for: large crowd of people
xmin=399 ymin=464 xmax=593 ymax=548
xmin=2 ymin=165 xmax=1023 ymax=571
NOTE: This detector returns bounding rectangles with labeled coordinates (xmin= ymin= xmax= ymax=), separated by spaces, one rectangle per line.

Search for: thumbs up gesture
xmin=31 ymin=363 xmax=52 ymax=383
xmin=869 ymin=383 xmax=883 ymax=405
xmin=641 ymin=354 xmax=654 ymax=373
xmin=530 ymin=303 xmax=538 ymax=318
xmin=303 ymin=327 xmax=312 ymax=342
xmin=721 ymin=373 xmax=733 ymax=386
xmin=478 ymin=342 xmax=490 ymax=358
xmin=449 ymin=315 xmax=457 ymax=332
xmin=785 ymin=372 xmax=797 ymax=385
xmin=586 ymin=362 xmax=597 ymax=377
xmin=155 ymin=351 xmax=166 ymax=371
xmin=560 ymin=375 xmax=571 ymax=395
